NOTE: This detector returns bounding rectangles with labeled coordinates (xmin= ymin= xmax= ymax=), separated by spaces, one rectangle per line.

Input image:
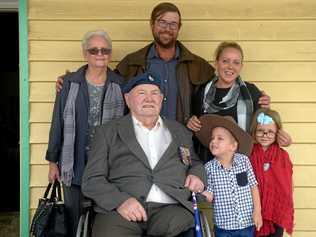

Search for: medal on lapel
xmin=178 ymin=146 xmax=192 ymax=166
xmin=263 ymin=162 xmax=270 ymax=171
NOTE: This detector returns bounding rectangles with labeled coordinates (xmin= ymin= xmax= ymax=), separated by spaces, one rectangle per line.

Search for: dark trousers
xmin=63 ymin=184 xmax=84 ymax=237
xmin=92 ymin=203 xmax=194 ymax=237
xmin=214 ymin=225 xmax=255 ymax=237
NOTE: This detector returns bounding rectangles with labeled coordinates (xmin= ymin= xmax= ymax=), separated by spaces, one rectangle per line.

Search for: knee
xmin=148 ymin=208 xmax=194 ymax=236
xmin=92 ymin=212 xmax=141 ymax=237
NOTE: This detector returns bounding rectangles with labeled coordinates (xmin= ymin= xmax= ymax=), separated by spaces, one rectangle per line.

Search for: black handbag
xmin=30 ymin=180 xmax=68 ymax=237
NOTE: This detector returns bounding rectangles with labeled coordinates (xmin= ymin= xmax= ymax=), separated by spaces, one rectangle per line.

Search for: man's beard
xmin=153 ymin=31 xmax=177 ymax=49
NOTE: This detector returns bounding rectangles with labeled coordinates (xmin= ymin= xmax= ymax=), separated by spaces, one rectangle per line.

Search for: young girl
xmin=250 ymin=108 xmax=294 ymax=237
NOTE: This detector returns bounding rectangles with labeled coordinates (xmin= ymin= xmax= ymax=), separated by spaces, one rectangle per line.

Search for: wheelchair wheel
xmin=76 ymin=210 xmax=91 ymax=237
xmin=83 ymin=210 xmax=90 ymax=237
xmin=199 ymin=211 xmax=213 ymax=237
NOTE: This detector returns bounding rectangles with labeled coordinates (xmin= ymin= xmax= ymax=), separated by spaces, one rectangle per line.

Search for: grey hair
xmin=81 ymin=30 xmax=112 ymax=50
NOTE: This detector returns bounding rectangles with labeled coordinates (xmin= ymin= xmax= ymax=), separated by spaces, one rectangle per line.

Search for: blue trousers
xmin=214 ymin=225 xmax=255 ymax=237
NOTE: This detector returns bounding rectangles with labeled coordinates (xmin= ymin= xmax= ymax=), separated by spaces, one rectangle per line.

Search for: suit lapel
xmin=118 ymin=115 xmax=151 ymax=168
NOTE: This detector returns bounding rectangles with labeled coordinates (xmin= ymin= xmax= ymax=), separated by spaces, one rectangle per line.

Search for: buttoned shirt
xmin=205 ymin=153 xmax=258 ymax=230
xmin=132 ymin=116 xmax=177 ymax=203
xmin=147 ymin=45 xmax=179 ymax=120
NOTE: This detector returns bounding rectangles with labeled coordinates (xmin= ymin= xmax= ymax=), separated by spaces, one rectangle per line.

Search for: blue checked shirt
xmin=205 ymin=153 xmax=258 ymax=230
xmin=146 ymin=45 xmax=179 ymax=120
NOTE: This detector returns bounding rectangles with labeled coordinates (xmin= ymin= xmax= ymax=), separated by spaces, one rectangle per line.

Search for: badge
xmin=178 ymin=146 xmax=192 ymax=166
xmin=148 ymin=75 xmax=154 ymax=81
xmin=263 ymin=162 xmax=270 ymax=171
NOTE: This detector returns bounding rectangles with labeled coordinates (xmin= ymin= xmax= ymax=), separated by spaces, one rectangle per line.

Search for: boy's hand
xmin=201 ymin=191 xmax=213 ymax=203
xmin=253 ymin=209 xmax=263 ymax=231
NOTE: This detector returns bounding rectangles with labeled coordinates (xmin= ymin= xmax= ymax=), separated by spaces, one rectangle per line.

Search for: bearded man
xmin=115 ymin=2 xmax=215 ymax=125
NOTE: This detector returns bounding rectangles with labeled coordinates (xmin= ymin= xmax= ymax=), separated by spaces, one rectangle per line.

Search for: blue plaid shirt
xmin=205 ymin=153 xmax=258 ymax=230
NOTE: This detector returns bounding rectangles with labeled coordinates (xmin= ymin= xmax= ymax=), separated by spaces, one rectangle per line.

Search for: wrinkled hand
xmin=258 ymin=91 xmax=270 ymax=108
xmin=253 ymin=209 xmax=263 ymax=231
xmin=186 ymin=116 xmax=202 ymax=132
xmin=277 ymin=129 xmax=292 ymax=147
xmin=201 ymin=191 xmax=213 ymax=203
xmin=117 ymin=197 xmax=147 ymax=222
xmin=184 ymin=174 xmax=204 ymax=193
xmin=56 ymin=70 xmax=71 ymax=93
xmin=48 ymin=162 xmax=60 ymax=183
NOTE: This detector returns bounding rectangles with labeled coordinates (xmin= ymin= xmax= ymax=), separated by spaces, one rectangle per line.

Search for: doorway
xmin=0 ymin=11 xmax=20 ymax=236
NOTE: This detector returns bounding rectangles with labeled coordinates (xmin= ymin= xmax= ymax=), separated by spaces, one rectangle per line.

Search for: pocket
xmin=236 ymin=172 xmax=248 ymax=187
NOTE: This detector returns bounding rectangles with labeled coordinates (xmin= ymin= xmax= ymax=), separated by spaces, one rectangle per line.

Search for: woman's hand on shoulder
xmin=277 ymin=129 xmax=292 ymax=147
xmin=258 ymin=90 xmax=270 ymax=108
xmin=56 ymin=70 xmax=71 ymax=93
xmin=186 ymin=116 xmax=202 ymax=132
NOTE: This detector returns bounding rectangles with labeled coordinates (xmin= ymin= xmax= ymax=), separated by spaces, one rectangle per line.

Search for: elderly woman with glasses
xmin=45 ymin=30 xmax=125 ymax=237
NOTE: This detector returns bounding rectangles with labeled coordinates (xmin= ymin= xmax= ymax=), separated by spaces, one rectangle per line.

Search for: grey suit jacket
xmin=81 ymin=114 xmax=206 ymax=213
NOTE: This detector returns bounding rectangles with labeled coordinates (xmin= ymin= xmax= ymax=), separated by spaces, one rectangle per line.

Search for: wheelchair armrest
xmin=195 ymin=193 xmax=207 ymax=202
xmin=81 ymin=198 xmax=93 ymax=211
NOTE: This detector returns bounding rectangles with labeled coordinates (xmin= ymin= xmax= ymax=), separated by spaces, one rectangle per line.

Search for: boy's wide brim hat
xmin=195 ymin=114 xmax=254 ymax=156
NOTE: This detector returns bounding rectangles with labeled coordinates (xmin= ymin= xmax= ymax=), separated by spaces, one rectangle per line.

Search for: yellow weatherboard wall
xmin=28 ymin=0 xmax=316 ymax=236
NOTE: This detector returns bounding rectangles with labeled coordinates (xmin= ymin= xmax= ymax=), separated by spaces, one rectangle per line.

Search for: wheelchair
xmin=76 ymin=199 xmax=213 ymax=237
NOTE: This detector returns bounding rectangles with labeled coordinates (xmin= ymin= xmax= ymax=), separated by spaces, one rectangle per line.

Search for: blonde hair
xmin=250 ymin=108 xmax=283 ymax=139
xmin=214 ymin=41 xmax=244 ymax=62
xmin=81 ymin=30 xmax=112 ymax=51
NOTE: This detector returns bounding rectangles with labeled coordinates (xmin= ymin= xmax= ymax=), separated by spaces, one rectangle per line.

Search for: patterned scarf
xmin=61 ymin=82 xmax=124 ymax=186
xmin=203 ymin=76 xmax=254 ymax=131
xmin=251 ymin=143 xmax=294 ymax=236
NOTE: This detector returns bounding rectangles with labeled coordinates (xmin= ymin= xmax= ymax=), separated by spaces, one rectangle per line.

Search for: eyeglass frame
xmin=255 ymin=129 xmax=276 ymax=138
xmin=156 ymin=19 xmax=179 ymax=30
xmin=86 ymin=47 xmax=112 ymax=55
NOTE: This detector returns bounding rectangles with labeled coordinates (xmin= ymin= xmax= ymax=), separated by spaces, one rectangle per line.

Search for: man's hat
xmin=123 ymin=72 xmax=162 ymax=94
xmin=195 ymin=114 xmax=253 ymax=156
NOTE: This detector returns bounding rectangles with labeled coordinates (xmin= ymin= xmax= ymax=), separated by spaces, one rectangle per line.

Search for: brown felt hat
xmin=195 ymin=114 xmax=254 ymax=156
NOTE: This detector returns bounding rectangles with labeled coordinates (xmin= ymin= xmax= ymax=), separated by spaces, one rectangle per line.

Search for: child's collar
xmin=215 ymin=153 xmax=244 ymax=170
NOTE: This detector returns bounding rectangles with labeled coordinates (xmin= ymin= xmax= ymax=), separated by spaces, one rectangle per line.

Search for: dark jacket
xmin=45 ymin=65 xmax=124 ymax=185
xmin=82 ymin=114 xmax=207 ymax=213
xmin=192 ymin=81 xmax=262 ymax=163
xmin=116 ymin=41 xmax=215 ymax=124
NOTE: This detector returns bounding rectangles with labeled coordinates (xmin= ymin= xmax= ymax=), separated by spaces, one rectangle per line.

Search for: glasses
xmin=86 ymin=47 xmax=112 ymax=55
xmin=156 ymin=19 xmax=179 ymax=30
xmin=255 ymin=129 xmax=276 ymax=138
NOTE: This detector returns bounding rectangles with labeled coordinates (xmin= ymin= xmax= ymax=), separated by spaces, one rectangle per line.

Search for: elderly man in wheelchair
xmin=80 ymin=73 xmax=209 ymax=237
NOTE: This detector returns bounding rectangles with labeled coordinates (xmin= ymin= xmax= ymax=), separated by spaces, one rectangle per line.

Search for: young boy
xmin=195 ymin=114 xmax=262 ymax=237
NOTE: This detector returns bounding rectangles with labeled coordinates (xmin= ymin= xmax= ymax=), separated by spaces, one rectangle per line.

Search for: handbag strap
xmin=43 ymin=182 xmax=53 ymax=199
xmin=50 ymin=180 xmax=63 ymax=202
xmin=55 ymin=180 xmax=62 ymax=202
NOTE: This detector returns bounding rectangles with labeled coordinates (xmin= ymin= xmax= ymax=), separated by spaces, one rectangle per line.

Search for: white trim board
xmin=0 ymin=0 xmax=18 ymax=11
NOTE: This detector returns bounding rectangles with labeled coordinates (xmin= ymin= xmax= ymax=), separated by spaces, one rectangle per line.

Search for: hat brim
xmin=195 ymin=114 xmax=253 ymax=156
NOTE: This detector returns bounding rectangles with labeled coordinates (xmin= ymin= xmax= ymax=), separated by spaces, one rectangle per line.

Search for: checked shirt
xmin=205 ymin=153 xmax=258 ymax=230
